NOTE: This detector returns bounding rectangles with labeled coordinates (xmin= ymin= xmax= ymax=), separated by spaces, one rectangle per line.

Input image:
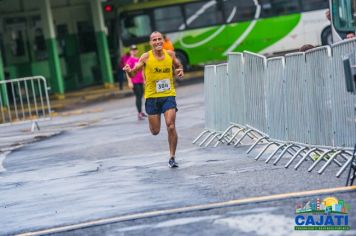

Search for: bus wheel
xmin=321 ymin=26 xmax=333 ymax=45
xmin=175 ymin=51 xmax=188 ymax=71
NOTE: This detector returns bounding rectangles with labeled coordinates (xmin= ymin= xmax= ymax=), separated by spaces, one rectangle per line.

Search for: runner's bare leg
xmin=164 ymin=108 xmax=177 ymax=157
xmin=148 ymin=115 xmax=161 ymax=135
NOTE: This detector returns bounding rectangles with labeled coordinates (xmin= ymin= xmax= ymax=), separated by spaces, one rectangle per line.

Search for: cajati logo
xmin=294 ymin=197 xmax=350 ymax=230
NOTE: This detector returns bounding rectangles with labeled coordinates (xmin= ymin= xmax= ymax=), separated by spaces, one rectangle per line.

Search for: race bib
xmin=156 ymin=79 xmax=171 ymax=93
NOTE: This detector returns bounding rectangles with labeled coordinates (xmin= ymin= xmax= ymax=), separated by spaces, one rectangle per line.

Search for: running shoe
xmin=168 ymin=158 xmax=179 ymax=168
xmin=138 ymin=113 xmax=144 ymax=120
xmin=140 ymin=112 xmax=147 ymax=117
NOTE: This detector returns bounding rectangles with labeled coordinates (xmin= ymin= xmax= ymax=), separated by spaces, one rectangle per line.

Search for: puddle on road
xmin=155 ymin=215 xmax=221 ymax=228
xmin=59 ymin=108 xmax=103 ymax=117
xmin=236 ymin=165 xmax=285 ymax=173
xmin=0 ymin=151 xmax=10 ymax=173
xmin=115 ymin=215 xmax=221 ymax=233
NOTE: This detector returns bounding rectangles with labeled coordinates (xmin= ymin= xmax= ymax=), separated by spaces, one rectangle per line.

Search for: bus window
xmin=154 ymin=6 xmax=185 ymax=33
xmin=223 ymin=0 xmax=256 ymax=23
xmin=332 ymin=0 xmax=355 ymax=32
xmin=272 ymin=0 xmax=300 ymax=15
xmin=260 ymin=0 xmax=274 ymax=18
xmin=300 ymin=0 xmax=329 ymax=12
xmin=121 ymin=12 xmax=151 ymax=42
xmin=184 ymin=1 xmax=223 ymax=29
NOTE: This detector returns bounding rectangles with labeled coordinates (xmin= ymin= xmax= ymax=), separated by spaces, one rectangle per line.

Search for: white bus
xmin=114 ymin=0 xmax=332 ymax=68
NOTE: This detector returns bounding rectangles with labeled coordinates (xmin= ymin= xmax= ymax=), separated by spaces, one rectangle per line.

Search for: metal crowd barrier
xmin=194 ymin=38 xmax=356 ymax=179
xmin=0 ymin=76 xmax=51 ymax=131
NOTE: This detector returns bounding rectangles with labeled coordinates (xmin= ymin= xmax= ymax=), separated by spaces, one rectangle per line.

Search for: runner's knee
xmin=166 ymin=123 xmax=175 ymax=133
xmin=150 ymin=127 xmax=160 ymax=135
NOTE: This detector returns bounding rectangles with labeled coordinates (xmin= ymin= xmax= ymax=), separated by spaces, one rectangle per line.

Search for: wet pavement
xmin=0 ymin=83 xmax=355 ymax=235
xmin=49 ymin=191 xmax=356 ymax=236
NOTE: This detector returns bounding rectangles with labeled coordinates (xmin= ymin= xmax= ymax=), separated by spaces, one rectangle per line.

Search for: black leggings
xmin=133 ymin=83 xmax=144 ymax=113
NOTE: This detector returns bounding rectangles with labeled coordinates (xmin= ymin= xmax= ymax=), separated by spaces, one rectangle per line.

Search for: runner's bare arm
xmin=123 ymin=53 xmax=148 ymax=77
xmin=125 ymin=72 xmax=133 ymax=89
xmin=167 ymin=50 xmax=184 ymax=78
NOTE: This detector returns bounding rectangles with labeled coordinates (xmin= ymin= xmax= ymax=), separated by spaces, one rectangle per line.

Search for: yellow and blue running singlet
xmin=144 ymin=50 xmax=176 ymax=99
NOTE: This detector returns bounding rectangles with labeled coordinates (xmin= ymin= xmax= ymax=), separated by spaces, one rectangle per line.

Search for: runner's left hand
xmin=175 ymin=68 xmax=184 ymax=78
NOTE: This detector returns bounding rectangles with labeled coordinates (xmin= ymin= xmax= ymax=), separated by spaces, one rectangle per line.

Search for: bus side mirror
xmin=343 ymin=56 xmax=356 ymax=94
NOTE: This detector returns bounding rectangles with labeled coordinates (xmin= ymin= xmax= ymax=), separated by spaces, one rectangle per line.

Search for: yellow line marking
xmin=17 ymin=186 xmax=356 ymax=236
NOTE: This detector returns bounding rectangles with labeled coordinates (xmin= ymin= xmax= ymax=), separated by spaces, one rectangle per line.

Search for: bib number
xmin=156 ymin=79 xmax=171 ymax=93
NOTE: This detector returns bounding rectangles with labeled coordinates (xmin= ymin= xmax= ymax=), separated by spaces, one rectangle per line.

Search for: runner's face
xmin=150 ymin=33 xmax=163 ymax=51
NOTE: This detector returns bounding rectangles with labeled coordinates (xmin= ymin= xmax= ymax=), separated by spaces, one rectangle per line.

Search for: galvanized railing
xmin=0 ymin=76 xmax=51 ymax=131
xmin=194 ymin=38 xmax=356 ymax=180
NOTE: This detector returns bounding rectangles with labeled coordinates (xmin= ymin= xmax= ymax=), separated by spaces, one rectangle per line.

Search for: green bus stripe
xmin=175 ymin=22 xmax=251 ymax=64
xmin=173 ymin=14 xmax=301 ymax=64
xmin=233 ymin=14 xmax=301 ymax=52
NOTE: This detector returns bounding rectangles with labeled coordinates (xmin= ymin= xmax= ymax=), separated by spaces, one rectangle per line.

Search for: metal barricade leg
xmin=273 ymin=144 xmax=298 ymax=165
xmin=199 ymin=132 xmax=216 ymax=147
xmin=215 ymin=124 xmax=236 ymax=144
xmin=31 ymin=121 xmax=40 ymax=132
xmin=246 ymin=136 xmax=269 ymax=154
xmin=336 ymin=154 xmax=353 ymax=177
xmin=205 ymin=132 xmax=221 ymax=147
xmin=234 ymin=129 xmax=253 ymax=147
xmin=346 ymin=145 xmax=356 ymax=186
xmin=285 ymin=147 xmax=308 ymax=168
xmin=227 ymin=127 xmax=245 ymax=145
xmin=266 ymin=144 xmax=286 ymax=163
xmin=193 ymin=130 xmax=211 ymax=144
xmin=317 ymin=151 xmax=343 ymax=174
xmin=254 ymin=142 xmax=279 ymax=160
xmin=308 ymin=150 xmax=335 ymax=172
xmin=294 ymin=148 xmax=318 ymax=170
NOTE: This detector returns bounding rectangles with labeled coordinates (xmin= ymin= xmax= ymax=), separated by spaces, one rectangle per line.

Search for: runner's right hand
xmin=123 ymin=64 xmax=131 ymax=73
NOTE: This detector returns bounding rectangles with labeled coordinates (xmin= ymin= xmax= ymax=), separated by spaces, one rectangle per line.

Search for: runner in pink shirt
xmin=125 ymin=45 xmax=146 ymax=120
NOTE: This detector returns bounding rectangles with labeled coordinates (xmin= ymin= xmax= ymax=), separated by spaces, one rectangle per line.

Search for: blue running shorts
xmin=145 ymin=96 xmax=178 ymax=115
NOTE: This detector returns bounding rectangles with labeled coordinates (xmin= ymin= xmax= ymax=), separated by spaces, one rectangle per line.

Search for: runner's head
xmin=129 ymin=44 xmax=138 ymax=56
xmin=150 ymin=31 xmax=164 ymax=51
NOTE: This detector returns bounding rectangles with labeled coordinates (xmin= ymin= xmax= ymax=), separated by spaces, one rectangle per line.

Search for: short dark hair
xmin=299 ymin=44 xmax=315 ymax=52
xmin=150 ymin=31 xmax=162 ymax=40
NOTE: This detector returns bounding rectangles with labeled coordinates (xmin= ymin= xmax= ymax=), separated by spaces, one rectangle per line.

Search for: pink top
xmin=119 ymin=54 xmax=130 ymax=68
xmin=126 ymin=57 xmax=144 ymax=84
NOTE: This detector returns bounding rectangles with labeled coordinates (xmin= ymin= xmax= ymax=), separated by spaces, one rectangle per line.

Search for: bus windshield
xmin=331 ymin=0 xmax=355 ymax=32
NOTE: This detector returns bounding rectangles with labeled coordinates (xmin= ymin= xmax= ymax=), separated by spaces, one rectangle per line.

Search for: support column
xmin=0 ymin=50 xmax=8 ymax=107
xmin=90 ymin=0 xmax=114 ymax=88
xmin=40 ymin=0 xmax=65 ymax=98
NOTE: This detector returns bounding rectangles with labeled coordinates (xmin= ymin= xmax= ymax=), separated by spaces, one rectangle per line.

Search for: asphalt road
xmin=48 ymin=191 xmax=356 ymax=236
xmin=1 ymin=83 xmax=355 ymax=236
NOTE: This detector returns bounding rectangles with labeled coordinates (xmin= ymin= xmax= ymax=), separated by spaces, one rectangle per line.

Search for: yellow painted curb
xmin=53 ymin=94 xmax=66 ymax=100
xmin=17 ymin=186 xmax=356 ymax=236
xmin=104 ymin=83 xmax=116 ymax=89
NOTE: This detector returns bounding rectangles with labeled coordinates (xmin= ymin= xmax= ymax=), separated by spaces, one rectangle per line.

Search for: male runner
xmin=123 ymin=31 xmax=184 ymax=168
